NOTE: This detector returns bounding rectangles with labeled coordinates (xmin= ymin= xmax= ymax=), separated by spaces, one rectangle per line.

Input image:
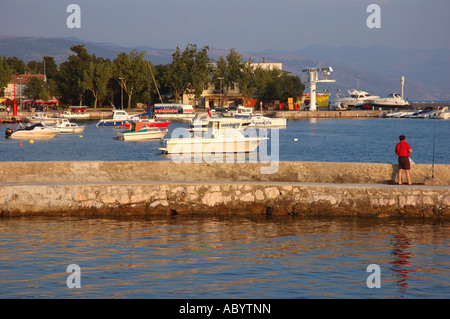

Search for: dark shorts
xmin=398 ymin=156 xmax=410 ymax=170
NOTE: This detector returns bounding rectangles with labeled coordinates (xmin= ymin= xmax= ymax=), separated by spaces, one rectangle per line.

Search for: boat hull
xmin=159 ymin=136 xmax=267 ymax=154
xmin=9 ymin=130 xmax=59 ymax=139
xmin=96 ymin=120 xmax=128 ymax=128
xmin=28 ymin=118 xmax=59 ymax=124
xmin=56 ymin=126 xmax=86 ymax=133
xmin=116 ymin=129 xmax=168 ymax=141
xmin=247 ymin=117 xmax=286 ymax=127
xmin=62 ymin=114 xmax=90 ymax=119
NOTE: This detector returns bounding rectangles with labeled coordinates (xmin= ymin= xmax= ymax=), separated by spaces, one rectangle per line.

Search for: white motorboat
xmin=159 ymin=118 xmax=267 ymax=154
xmin=26 ymin=112 xmax=59 ymax=124
xmin=48 ymin=118 xmax=86 ymax=133
xmin=225 ymin=106 xmax=254 ymax=118
xmin=115 ymin=122 xmax=168 ymax=141
xmin=365 ymin=93 xmax=409 ymax=107
xmin=96 ymin=110 xmax=137 ymax=127
xmin=5 ymin=122 xmax=60 ymax=139
xmin=432 ymin=107 xmax=449 ymax=119
xmin=383 ymin=111 xmax=415 ymax=118
xmin=246 ymin=115 xmax=286 ymax=128
xmin=61 ymin=106 xmax=89 ymax=119
xmin=333 ymin=89 xmax=380 ymax=108
xmin=188 ymin=112 xmax=250 ymax=133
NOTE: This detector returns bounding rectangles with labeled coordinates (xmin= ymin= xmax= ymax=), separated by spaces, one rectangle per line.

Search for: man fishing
xmin=395 ymin=135 xmax=413 ymax=185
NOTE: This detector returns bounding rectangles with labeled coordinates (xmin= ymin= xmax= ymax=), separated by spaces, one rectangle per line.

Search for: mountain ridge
xmin=0 ymin=35 xmax=448 ymax=101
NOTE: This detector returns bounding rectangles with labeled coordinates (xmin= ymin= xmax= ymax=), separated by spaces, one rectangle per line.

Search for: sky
xmin=0 ymin=0 xmax=449 ymax=52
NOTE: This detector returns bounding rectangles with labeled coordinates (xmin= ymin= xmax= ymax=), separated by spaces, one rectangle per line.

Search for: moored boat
xmin=115 ymin=122 xmax=168 ymax=141
xmin=5 ymin=122 xmax=60 ymax=139
xmin=96 ymin=110 xmax=135 ymax=127
xmin=61 ymin=106 xmax=90 ymax=119
xmin=159 ymin=117 xmax=267 ymax=154
xmin=432 ymin=107 xmax=450 ymax=119
xmin=26 ymin=112 xmax=59 ymax=124
xmin=118 ymin=110 xmax=170 ymax=129
xmin=364 ymin=93 xmax=409 ymax=108
xmin=245 ymin=114 xmax=286 ymax=128
xmin=188 ymin=112 xmax=250 ymax=133
xmin=333 ymin=89 xmax=380 ymax=108
xmin=153 ymin=103 xmax=196 ymax=120
xmin=48 ymin=118 xmax=86 ymax=133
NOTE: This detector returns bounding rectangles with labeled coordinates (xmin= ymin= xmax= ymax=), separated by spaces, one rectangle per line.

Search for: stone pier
xmin=0 ymin=161 xmax=449 ymax=218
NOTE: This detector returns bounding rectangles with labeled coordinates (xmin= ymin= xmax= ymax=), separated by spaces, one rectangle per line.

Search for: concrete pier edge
xmin=1 ymin=161 xmax=449 ymax=218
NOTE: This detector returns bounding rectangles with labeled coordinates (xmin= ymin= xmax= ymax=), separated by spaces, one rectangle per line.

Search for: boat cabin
xmin=206 ymin=118 xmax=243 ymax=138
xmin=111 ymin=110 xmax=130 ymax=120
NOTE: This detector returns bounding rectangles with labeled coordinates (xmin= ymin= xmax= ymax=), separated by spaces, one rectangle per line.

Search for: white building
xmin=182 ymin=61 xmax=282 ymax=109
xmin=2 ymin=73 xmax=47 ymax=100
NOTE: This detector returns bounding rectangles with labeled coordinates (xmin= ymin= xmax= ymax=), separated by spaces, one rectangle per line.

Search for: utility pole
xmin=118 ymin=77 xmax=123 ymax=110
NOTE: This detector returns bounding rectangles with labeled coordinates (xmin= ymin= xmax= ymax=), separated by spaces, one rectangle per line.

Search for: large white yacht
xmin=365 ymin=93 xmax=409 ymax=107
xmin=333 ymin=89 xmax=380 ymax=108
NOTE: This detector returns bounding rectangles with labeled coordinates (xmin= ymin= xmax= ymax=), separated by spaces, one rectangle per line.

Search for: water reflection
xmin=391 ymin=233 xmax=414 ymax=297
xmin=0 ymin=215 xmax=449 ymax=298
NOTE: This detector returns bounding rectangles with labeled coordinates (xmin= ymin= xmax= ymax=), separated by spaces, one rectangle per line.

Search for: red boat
xmin=119 ymin=118 xmax=170 ymax=129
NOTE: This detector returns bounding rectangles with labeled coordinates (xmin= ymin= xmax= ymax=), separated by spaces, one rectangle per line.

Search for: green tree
xmin=57 ymin=44 xmax=93 ymax=105
xmin=237 ymin=60 xmax=257 ymax=106
xmin=24 ymin=76 xmax=49 ymax=101
xmin=165 ymin=44 xmax=212 ymax=105
xmin=82 ymin=58 xmax=113 ymax=108
xmin=280 ymin=72 xmax=305 ymax=102
xmin=27 ymin=56 xmax=60 ymax=98
xmin=0 ymin=56 xmax=13 ymax=96
xmin=253 ymin=67 xmax=304 ymax=104
xmin=213 ymin=48 xmax=244 ymax=106
xmin=114 ymin=50 xmax=148 ymax=109
xmin=6 ymin=57 xmax=28 ymax=74
xmin=190 ymin=45 xmax=213 ymax=106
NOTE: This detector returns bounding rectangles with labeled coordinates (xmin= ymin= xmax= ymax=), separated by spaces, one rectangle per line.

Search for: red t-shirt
xmin=395 ymin=141 xmax=411 ymax=157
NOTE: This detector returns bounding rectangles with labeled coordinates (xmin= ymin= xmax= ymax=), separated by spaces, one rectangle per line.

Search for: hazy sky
xmin=1 ymin=0 xmax=449 ymax=52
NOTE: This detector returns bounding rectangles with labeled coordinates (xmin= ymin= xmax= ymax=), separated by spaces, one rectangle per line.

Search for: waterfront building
xmin=2 ymin=73 xmax=47 ymax=101
xmin=182 ymin=60 xmax=283 ymax=109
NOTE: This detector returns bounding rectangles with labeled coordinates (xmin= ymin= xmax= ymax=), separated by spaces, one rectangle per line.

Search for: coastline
xmin=2 ymin=101 xmax=448 ymax=122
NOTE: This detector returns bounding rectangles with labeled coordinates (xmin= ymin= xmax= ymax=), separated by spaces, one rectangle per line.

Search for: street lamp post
xmin=218 ymin=77 xmax=224 ymax=107
xmin=18 ymin=77 xmax=22 ymax=110
xmin=118 ymin=77 xmax=123 ymax=110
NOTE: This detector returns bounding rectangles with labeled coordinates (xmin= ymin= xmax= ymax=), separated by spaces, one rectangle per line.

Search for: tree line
xmin=0 ymin=44 xmax=305 ymax=109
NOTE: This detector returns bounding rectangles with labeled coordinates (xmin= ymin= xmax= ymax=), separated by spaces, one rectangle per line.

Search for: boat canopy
xmin=136 ymin=109 xmax=152 ymax=117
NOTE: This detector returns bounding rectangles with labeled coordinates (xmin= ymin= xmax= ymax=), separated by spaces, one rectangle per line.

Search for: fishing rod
xmin=432 ymin=127 xmax=436 ymax=185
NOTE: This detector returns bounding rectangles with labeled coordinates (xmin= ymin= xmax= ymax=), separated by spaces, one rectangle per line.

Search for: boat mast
xmin=147 ymin=62 xmax=164 ymax=114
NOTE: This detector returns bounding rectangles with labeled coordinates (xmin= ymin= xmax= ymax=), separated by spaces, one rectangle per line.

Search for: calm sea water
xmin=0 ymin=117 xmax=449 ymax=164
xmin=0 ymin=215 xmax=449 ymax=299
xmin=1 ymin=117 xmax=449 ymax=300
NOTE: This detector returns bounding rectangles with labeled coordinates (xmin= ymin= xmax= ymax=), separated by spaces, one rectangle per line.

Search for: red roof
xmin=10 ymin=73 xmax=47 ymax=85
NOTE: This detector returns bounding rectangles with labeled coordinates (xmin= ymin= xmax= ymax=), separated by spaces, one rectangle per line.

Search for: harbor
xmin=2 ymin=101 xmax=449 ymax=124
xmin=2 ymin=2 xmax=450 ymax=301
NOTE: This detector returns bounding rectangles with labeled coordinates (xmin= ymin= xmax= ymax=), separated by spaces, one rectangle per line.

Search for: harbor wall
xmin=1 ymin=161 xmax=448 ymax=186
xmin=272 ymin=110 xmax=383 ymax=118
xmin=0 ymin=161 xmax=449 ymax=218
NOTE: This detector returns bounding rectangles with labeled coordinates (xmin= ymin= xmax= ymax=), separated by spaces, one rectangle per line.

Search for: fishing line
xmin=432 ymin=127 xmax=436 ymax=184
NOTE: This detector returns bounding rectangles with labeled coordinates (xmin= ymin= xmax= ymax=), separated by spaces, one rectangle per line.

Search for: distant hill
xmin=1 ymin=36 xmax=448 ymax=101
xmin=0 ymin=35 xmax=174 ymax=65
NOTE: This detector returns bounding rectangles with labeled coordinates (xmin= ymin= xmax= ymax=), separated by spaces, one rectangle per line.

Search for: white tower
xmin=401 ymin=76 xmax=405 ymax=99
xmin=302 ymin=67 xmax=336 ymax=111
